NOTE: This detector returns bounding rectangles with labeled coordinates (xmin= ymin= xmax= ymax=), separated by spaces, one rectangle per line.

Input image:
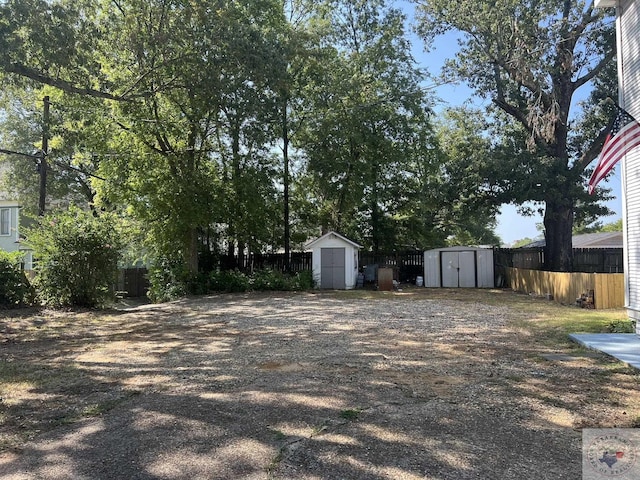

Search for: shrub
xmin=290 ymin=270 xmax=315 ymax=290
xmin=251 ymin=269 xmax=288 ymax=291
xmin=149 ymin=265 xmax=315 ymax=301
xmin=147 ymin=257 xmax=189 ymax=302
xmin=25 ymin=207 xmax=123 ymax=308
xmin=0 ymin=251 xmax=35 ymax=308
xmin=605 ymin=319 xmax=636 ymax=333
xmin=209 ymin=270 xmax=250 ymax=293
xmin=210 ymin=268 xmax=314 ymax=293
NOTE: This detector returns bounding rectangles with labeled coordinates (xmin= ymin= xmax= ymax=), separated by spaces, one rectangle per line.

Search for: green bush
xmin=605 ymin=319 xmax=636 ymax=333
xmin=251 ymin=269 xmax=288 ymax=291
xmin=209 ymin=268 xmax=314 ymax=293
xmin=147 ymin=257 xmax=189 ymax=302
xmin=209 ymin=270 xmax=250 ymax=293
xmin=290 ymin=270 xmax=315 ymax=290
xmin=148 ymin=265 xmax=315 ymax=301
xmin=0 ymin=251 xmax=35 ymax=308
xmin=25 ymin=207 xmax=123 ymax=308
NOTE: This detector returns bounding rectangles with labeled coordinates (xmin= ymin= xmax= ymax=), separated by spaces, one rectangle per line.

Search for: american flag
xmin=588 ymin=105 xmax=640 ymax=195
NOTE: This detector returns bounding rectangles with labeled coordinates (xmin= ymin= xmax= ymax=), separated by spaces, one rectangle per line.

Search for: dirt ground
xmin=1 ymin=288 xmax=639 ymax=479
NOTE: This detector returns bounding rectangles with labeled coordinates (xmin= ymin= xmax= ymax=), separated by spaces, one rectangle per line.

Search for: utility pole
xmin=38 ymin=95 xmax=49 ymax=216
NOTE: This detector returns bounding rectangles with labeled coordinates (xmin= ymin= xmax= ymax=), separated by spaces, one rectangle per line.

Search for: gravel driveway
xmin=0 ymin=289 xmax=637 ymax=479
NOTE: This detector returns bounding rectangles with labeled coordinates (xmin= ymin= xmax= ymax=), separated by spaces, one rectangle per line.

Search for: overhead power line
xmin=0 ymin=148 xmax=40 ymax=159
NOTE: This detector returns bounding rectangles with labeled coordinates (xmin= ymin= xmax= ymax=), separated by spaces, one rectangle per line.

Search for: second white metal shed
xmin=424 ymin=246 xmax=495 ymax=288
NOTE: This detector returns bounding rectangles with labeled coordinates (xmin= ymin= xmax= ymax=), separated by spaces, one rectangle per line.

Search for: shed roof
xmin=425 ymin=245 xmax=494 ymax=253
xmin=305 ymin=231 xmax=363 ymax=249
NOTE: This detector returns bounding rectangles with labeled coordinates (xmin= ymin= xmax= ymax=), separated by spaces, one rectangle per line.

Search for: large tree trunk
xmin=185 ymin=227 xmax=199 ymax=275
xmin=543 ymin=198 xmax=574 ymax=272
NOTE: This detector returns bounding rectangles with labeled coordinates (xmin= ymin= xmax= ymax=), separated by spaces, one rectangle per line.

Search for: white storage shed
xmin=424 ymin=246 xmax=495 ymax=288
xmin=306 ymin=232 xmax=362 ymax=289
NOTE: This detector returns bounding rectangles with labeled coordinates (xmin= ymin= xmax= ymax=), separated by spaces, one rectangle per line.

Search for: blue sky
xmin=398 ymin=0 xmax=622 ymax=245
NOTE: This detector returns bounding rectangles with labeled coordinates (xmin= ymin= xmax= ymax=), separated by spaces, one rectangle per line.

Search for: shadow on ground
xmin=1 ymin=290 xmax=638 ymax=479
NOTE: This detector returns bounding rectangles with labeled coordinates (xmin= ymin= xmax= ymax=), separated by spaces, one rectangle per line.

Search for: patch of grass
xmin=539 ymin=395 xmax=575 ymax=409
xmin=267 ymin=428 xmax=287 ymax=441
xmin=81 ymin=397 xmax=128 ymax=417
xmin=310 ymin=421 xmax=329 ymax=437
xmin=265 ymin=448 xmax=284 ymax=477
xmin=511 ymin=305 xmax=628 ymax=348
xmin=340 ymin=408 xmax=362 ymax=421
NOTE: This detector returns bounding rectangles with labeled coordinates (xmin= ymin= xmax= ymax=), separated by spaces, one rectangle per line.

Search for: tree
xmin=433 ymin=107 xmax=503 ymax=246
xmin=574 ymin=218 xmax=622 ymax=234
xmin=415 ymin=0 xmax=616 ymax=271
xmin=297 ymin=0 xmax=437 ymax=251
xmin=0 ymin=88 xmax=105 ymax=220
xmin=271 ymin=0 xmax=328 ymax=269
xmin=1 ymin=0 xmax=289 ymax=278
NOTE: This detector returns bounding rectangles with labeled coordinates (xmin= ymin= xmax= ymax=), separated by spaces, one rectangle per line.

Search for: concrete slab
xmin=568 ymin=333 xmax=640 ymax=370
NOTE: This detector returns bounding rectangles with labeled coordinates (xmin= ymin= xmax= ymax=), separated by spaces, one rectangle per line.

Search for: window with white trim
xmin=0 ymin=208 xmax=10 ymax=236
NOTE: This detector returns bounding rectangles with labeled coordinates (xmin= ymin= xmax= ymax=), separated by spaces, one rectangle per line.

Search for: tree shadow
xmin=1 ymin=291 xmax=637 ymax=479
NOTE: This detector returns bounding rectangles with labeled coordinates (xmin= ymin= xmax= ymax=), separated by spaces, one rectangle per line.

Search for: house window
xmin=0 ymin=208 xmax=10 ymax=236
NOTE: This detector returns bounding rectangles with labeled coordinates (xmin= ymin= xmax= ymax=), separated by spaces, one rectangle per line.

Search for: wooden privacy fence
xmin=117 ymin=267 xmax=150 ymax=297
xmin=358 ymin=251 xmax=424 ymax=283
xmin=495 ymin=247 xmax=624 ymax=273
xmin=504 ymin=267 xmax=625 ymax=309
xmin=200 ymin=252 xmax=313 ymax=274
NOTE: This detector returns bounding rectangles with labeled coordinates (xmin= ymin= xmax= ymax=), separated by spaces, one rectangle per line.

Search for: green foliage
xmin=25 ymin=207 xmax=123 ymax=308
xmin=251 ymin=268 xmax=315 ymax=291
xmin=145 ymin=268 xmax=315 ymax=298
xmin=605 ymin=319 xmax=635 ymax=334
xmin=208 ymin=270 xmax=251 ymax=293
xmin=414 ymin=0 xmax=616 ymax=270
xmin=573 ymin=219 xmax=622 ymax=235
xmin=431 ymin=108 xmax=503 ymax=246
xmin=511 ymin=237 xmax=537 ymax=248
xmin=601 ymin=220 xmax=623 ymax=232
xmin=340 ymin=408 xmax=361 ymax=421
xmin=0 ymin=251 xmax=35 ymax=308
xmin=295 ymin=0 xmax=439 ymax=251
xmin=290 ymin=270 xmax=315 ymax=290
xmin=251 ymin=268 xmax=288 ymax=291
xmin=1 ymin=0 xmax=533 ymax=278
xmin=146 ymin=257 xmax=190 ymax=303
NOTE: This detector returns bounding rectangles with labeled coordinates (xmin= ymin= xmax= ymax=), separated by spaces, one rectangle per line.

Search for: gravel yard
xmin=1 ymin=288 xmax=639 ymax=479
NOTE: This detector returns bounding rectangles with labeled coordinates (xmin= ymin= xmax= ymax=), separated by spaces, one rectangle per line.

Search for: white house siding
xmin=0 ymin=200 xmax=32 ymax=269
xmin=0 ymin=201 xmax=19 ymax=252
xmin=619 ymin=0 xmax=640 ymax=331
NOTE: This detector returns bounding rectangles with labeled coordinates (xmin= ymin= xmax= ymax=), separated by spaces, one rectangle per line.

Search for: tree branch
xmin=492 ymin=62 xmax=533 ymax=133
xmin=574 ymin=116 xmax=614 ymax=173
xmin=114 ymin=120 xmax=168 ymax=156
xmin=572 ymin=48 xmax=616 ymax=91
xmin=5 ymin=63 xmax=128 ymax=101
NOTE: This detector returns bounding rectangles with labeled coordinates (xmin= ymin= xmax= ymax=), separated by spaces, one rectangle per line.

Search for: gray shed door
xmin=441 ymin=251 xmax=476 ymax=288
xmin=321 ymin=248 xmax=346 ymax=289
